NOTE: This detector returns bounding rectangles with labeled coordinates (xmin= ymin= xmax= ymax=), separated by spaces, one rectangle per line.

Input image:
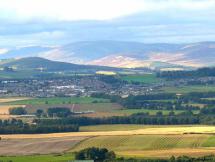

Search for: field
xmin=0 ymin=97 xmax=28 ymax=118
xmin=71 ymin=134 xmax=214 ymax=158
xmin=80 ymin=124 xmax=153 ymax=131
xmin=0 ymin=96 xmax=196 ymax=120
xmin=0 ymin=153 xmax=74 ymax=162
xmin=4 ymin=97 xmax=109 ymax=105
xmin=25 ymin=103 xmax=193 ymax=117
xmin=0 ymin=136 xmax=87 ymax=156
xmin=161 ymin=85 xmax=215 ymax=94
xmin=2 ymin=125 xmax=215 ymax=160
xmin=25 ymin=103 xmax=123 ymax=117
xmin=2 ymin=125 xmax=215 ymax=139
xmin=114 ymin=109 xmax=198 ymax=116
xmin=0 ymin=97 xmax=30 ymax=103
xmin=73 ymin=125 xmax=215 ymax=158
xmin=120 ymin=74 xmax=160 ymax=84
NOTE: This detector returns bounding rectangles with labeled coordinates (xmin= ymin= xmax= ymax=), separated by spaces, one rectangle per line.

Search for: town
xmin=0 ymin=75 xmax=160 ymax=98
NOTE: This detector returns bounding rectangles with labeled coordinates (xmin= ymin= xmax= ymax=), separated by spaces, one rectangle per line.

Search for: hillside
xmin=1 ymin=41 xmax=215 ymax=69
xmin=0 ymin=57 xmax=118 ymax=72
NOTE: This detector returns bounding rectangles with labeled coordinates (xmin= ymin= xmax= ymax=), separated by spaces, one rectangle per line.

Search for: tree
xmin=75 ymin=147 xmax=116 ymax=162
xmin=47 ymin=107 xmax=71 ymax=117
xmin=9 ymin=107 xmax=27 ymax=115
xmin=36 ymin=109 xmax=44 ymax=117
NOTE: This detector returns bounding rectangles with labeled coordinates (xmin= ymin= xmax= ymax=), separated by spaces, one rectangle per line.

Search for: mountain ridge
xmin=0 ymin=57 xmax=120 ymax=72
xmin=1 ymin=41 xmax=215 ymax=69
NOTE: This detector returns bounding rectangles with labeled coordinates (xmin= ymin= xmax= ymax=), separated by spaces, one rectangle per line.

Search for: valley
xmin=2 ymin=1 xmax=215 ymax=161
xmin=1 ymin=58 xmax=215 ymax=161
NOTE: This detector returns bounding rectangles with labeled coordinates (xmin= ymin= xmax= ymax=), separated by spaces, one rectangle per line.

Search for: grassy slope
xmin=120 ymin=74 xmax=160 ymax=84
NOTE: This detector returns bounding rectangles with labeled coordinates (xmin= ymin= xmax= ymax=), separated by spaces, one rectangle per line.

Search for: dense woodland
xmin=0 ymin=119 xmax=79 ymax=134
xmin=92 ymin=92 xmax=215 ymax=110
xmin=157 ymin=67 xmax=215 ymax=79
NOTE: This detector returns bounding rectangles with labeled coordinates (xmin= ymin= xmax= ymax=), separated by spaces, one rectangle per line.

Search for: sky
xmin=0 ymin=0 xmax=215 ymax=48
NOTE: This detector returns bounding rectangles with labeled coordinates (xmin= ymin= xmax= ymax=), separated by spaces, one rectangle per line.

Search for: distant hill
xmin=1 ymin=41 xmax=215 ymax=69
xmin=0 ymin=57 xmax=119 ymax=72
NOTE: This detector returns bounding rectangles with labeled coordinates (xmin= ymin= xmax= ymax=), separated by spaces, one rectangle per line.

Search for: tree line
xmin=34 ymin=112 xmax=200 ymax=126
xmin=157 ymin=67 xmax=215 ymax=79
xmin=75 ymin=147 xmax=215 ymax=162
xmin=0 ymin=119 xmax=79 ymax=134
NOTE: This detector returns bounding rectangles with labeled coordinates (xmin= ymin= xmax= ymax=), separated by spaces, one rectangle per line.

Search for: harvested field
xmin=71 ymin=134 xmax=215 ymax=158
xmin=0 ymin=136 xmax=88 ymax=156
xmin=118 ymin=148 xmax=215 ymax=158
xmin=2 ymin=125 xmax=215 ymax=139
xmin=80 ymin=124 xmax=162 ymax=131
xmin=0 ymin=97 xmax=30 ymax=104
xmin=71 ymin=134 xmax=208 ymax=152
xmin=0 ymin=105 xmax=24 ymax=115
xmin=0 ymin=114 xmax=17 ymax=119
xmin=2 ymin=125 xmax=215 ymax=158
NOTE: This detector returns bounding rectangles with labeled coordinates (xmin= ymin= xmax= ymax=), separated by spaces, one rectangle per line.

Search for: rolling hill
xmin=0 ymin=57 xmax=119 ymax=72
xmin=1 ymin=41 xmax=215 ymax=69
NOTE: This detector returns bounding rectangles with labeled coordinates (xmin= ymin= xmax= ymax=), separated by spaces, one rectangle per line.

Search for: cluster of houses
xmin=0 ymin=76 xmax=161 ymax=98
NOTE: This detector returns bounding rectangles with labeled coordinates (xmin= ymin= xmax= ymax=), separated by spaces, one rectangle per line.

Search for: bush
xmin=75 ymin=147 xmax=116 ymax=162
xmin=9 ymin=107 xmax=27 ymax=115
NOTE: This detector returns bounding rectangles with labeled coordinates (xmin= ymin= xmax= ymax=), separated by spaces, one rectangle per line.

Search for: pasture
xmin=114 ymin=109 xmax=197 ymax=116
xmin=25 ymin=103 xmax=123 ymax=118
xmin=4 ymin=97 xmax=109 ymax=105
xmin=161 ymin=85 xmax=215 ymax=94
xmin=120 ymin=74 xmax=160 ymax=84
xmin=0 ymin=153 xmax=74 ymax=162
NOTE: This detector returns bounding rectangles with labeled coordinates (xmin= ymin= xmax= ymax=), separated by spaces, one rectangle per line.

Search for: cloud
xmin=0 ymin=0 xmax=215 ymax=22
xmin=0 ymin=0 xmax=215 ymax=47
xmin=0 ymin=48 xmax=9 ymax=54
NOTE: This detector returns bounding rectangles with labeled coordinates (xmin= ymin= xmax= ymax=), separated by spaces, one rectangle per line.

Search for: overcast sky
xmin=0 ymin=0 xmax=215 ymax=47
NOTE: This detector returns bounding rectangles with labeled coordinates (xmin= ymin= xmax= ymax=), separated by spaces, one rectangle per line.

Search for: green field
xmin=161 ymin=85 xmax=215 ymax=94
xmin=0 ymin=153 xmax=74 ymax=162
xmin=114 ymin=109 xmax=198 ymax=116
xmin=120 ymin=74 xmax=160 ymax=84
xmin=5 ymin=97 xmax=109 ymax=105
xmin=25 ymin=103 xmax=122 ymax=115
